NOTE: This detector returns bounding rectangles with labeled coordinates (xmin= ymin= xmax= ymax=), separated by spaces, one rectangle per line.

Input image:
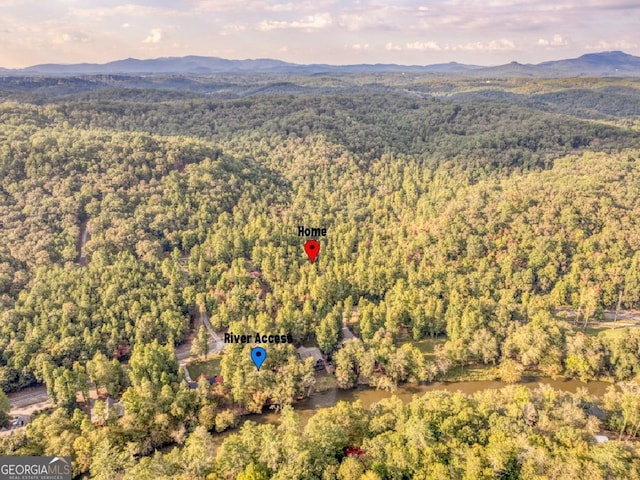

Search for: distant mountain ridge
xmin=4 ymin=51 xmax=640 ymax=77
xmin=473 ymin=51 xmax=640 ymax=77
xmin=537 ymin=51 xmax=640 ymax=75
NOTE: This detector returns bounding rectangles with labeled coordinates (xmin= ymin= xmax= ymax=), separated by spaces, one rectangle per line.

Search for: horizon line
xmin=1 ymin=50 xmax=633 ymax=71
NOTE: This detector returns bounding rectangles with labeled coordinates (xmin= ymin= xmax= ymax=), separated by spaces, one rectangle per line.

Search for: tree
xmin=52 ymin=367 xmax=78 ymax=409
xmin=317 ymin=307 xmax=342 ymax=354
xmin=623 ymin=253 xmax=640 ymax=308
xmin=2 ymin=77 xmax=640 ymax=479
xmin=437 ymin=339 xmax=469 ymax=371
xmin=128 ymin=340 xmax=179 ymax=387
xmin=87 ymin=351 xmax=124 ymax=396
xmin=237 ymin=462 xmax=269 ymax=480
xmin=0 ymin=390 xmax=9 ymax=427
xmin=92 ymin=399 xmax=107 ymax=425
xmin=304 ymin=410 xmax=349 ymax=477
xmin=335 ymin=341 xmax=362 ymax=389
xmin=72 ymin=435 xmax=93 ymax=476
xmin=90 ymin=439 xmax=130 ymax=480
xmin=603 ymin=383 xmax=640 ymax=440
xmin=337 ymin=457 xmax=365 ymax=480
xmin=215 ymin=410 xmax=237 ymax=433
xmin=191 ymin=325 xmax=209 ymax=360
xmin=468 ymin=329 xmax=499 ymax=365
xmin=181 ymin=426 xmax=215 ymax=478
xmin=497 ymin=359 xmax=524 ymax=384
xmin=564 ymin=333 xmax=605 ymax=382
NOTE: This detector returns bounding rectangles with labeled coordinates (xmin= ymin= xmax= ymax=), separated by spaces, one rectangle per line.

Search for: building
xmin=10 ymin=415 xmax=30 ymax=428
xmin=188 ymin=374 xmax=223 ymax=389
xmin=593 ymin=435 xmax=609 ymax=444
xmin=91 ymin=396 xmax=124 ymax=425
xmin=297 ymin=346 xmax=325 ymax=370
xmin=339 ymin=326 xmax=358 ymax=348
xmin=345 ymin=447 xmax=366 ymax=458
xmin=342 ymin=326 xmax=356 ymax=341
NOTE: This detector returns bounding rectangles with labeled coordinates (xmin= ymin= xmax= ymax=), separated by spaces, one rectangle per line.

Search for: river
xmin=252 ymin=377 xmax=613 ymax=426
xmin=196 ymin=377 xmax=614 ymax=454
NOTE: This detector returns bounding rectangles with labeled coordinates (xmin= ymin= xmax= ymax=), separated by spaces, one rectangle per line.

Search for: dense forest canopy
xmin=1 ymin=74 xmax=640 ymax=478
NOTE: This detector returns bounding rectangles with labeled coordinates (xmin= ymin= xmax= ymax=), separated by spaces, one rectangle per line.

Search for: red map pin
xmin=304 ymin=240 xmax=320 ymax=263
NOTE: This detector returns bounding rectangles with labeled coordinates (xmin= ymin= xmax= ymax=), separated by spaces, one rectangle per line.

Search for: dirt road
xmin=555 ymin=308 xmax=640 ymax=327
xmin=8 ymin=385 xmax=52 ymax=416
xmin=175 ymin=308 xmax=225 ymax=367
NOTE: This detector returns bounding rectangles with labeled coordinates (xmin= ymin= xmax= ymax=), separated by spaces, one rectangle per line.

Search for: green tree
xmin=181 ymin=426 xmax=215 ymax=478
xmin=317 ymin=307 xmax=342 ymax=354
xmin=90 ymin=439 xmax=130 ymax=480
xmin=0 ymin=390 xmax=9 ymax=427
xmin=338 ymin=457 xmax=365 ymax=480
xmin=191 ymin=325 xmax=210 ymax=360
xmin=497 ymin=359 xmax=524 ymax=384
xmin=237 ymin=462 xmax=269 ymax=480
xmin=128 ymin=340 xmax=179 ymax=387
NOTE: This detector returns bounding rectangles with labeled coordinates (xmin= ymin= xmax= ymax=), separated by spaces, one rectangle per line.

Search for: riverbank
xmin=440 ymin=362 xmax=621 ymax=384
xmin=186 ymin=375 xmax=618 ymax=458
xmin=295 ymin=376 xmax=615 ymax=416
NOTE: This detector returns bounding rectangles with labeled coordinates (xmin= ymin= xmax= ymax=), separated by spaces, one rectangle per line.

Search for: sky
xmin=0 ymin=0 xmax=639 ymax=68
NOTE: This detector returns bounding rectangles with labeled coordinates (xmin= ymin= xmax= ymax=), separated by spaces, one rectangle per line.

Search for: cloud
xmin=219 ymin=22 xmax=249 ymax=36
xmin=338 ymin=5 xmax=409 ymax=32
xmin=583 ymin=0 xmax=640 ymax=10
xmin=143 ymin=28 xmax=162 ymax=44
xmin=70 ymin=4 xmax=181 ymax=19
xmin=585 ymin=39 xmax=638 ymax=50
xmin=537 ymin=34 xmax=567 ymax=47
xmin=0 ymin=0 xmax=33 ymax=5
xmin=458 ymin=39 xmax=516 ymax=51
xmin=193 ymin=0 xmax=333 ymax=14
xmin=193 ymin=0 xmax=264 ymax=12
xmin=386 ymin=39 xmax=516 ymax=53
xmin=0 ymin=0 xmax=639 ymax=67
xmin=405 ymin=41 xmax=443 ymax=52
xmin=258 ymin=13 xmax=332 ymax=31
xmin=224 ymin=23 xmax=248 ymax=32
xmin=347 ymin=43 xmax=369 ymax=51
xmin=266 ymin=3 xmax=296 ymax=13
xmin=53 ymin=33 xmax=89 ymax=45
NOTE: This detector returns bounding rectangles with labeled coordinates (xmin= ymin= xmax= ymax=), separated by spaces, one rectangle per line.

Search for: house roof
xmin=297 ymin=346 xmax=324 ymax=363
xmin=342 ymin=326 xmax=356 ymax=340
xmin=90 ymin=397 xmax=124 ymax=423
xmin=593 ymin=435 xmax=609 ymax=443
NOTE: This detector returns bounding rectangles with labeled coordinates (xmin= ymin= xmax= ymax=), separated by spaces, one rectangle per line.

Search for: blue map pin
xmin=251 ymin=347 xmax=267 ymax=370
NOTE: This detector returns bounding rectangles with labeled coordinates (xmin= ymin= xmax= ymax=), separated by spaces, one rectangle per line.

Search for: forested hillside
xmin=1 ymin=76 xmax=640 ymax=478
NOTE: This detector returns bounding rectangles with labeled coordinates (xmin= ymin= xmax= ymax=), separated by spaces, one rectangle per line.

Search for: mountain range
xmin=2 ymin=51 xmax=640 ymax=77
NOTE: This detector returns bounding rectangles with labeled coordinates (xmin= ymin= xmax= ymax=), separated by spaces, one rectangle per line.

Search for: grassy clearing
xmin=595 ymin=327 xmax=633 ymax=340
xmin=398 ymin=337 xmax=447 ymax=360
xmin=582 ymin=326 xmax=632 ymax=339
xmin=187 ymin=357 xmax=222 ymax=379
xmin=314 ymin=374 xmax=338 ymax=392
